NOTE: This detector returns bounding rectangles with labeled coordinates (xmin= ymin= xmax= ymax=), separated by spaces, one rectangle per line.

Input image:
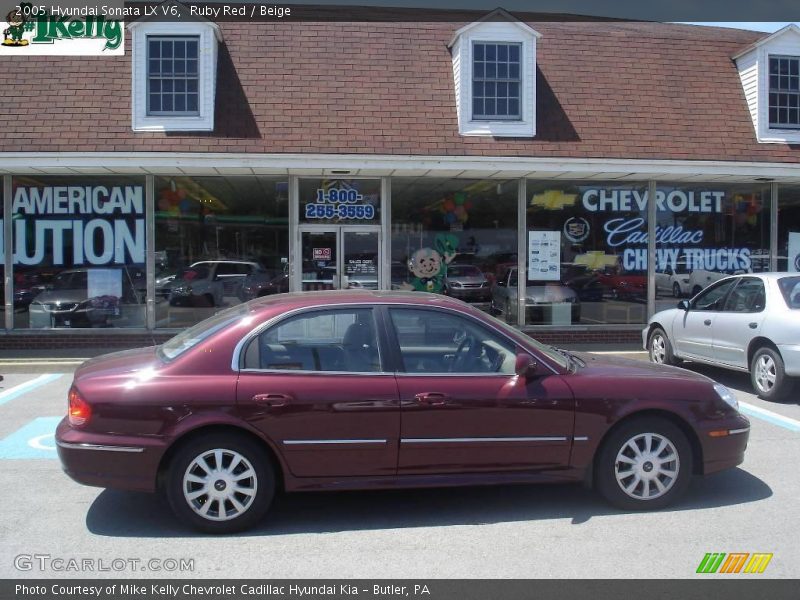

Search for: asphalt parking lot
xmin=0 ymin=351 xmax=798 ymax=579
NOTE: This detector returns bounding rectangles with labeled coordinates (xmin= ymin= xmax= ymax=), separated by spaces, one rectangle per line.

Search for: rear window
xmin=778 ymin=276 xmax=800 ymax=309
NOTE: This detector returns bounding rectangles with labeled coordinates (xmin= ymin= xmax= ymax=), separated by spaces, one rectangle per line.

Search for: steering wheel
xmin=451 ymin=335 xmax=477 ymax=372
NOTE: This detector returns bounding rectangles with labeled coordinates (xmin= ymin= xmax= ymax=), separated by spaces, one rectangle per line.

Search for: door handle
xmin=414 ymin=392 xmax=448 ymax=406
xmin=252 ymin=393 xmax=292 ymax=407
xmin=749 ymin=322 xmax=758 ymax=329
xmin=704 ymin=319 xmax=712 ymax=326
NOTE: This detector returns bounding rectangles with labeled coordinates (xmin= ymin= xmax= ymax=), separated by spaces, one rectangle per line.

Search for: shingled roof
xmin=1 ymin=19 xmax=794 ymax=162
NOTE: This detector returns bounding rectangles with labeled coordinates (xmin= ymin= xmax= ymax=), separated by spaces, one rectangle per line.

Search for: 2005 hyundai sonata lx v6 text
xmin=56 ymin=290 xmax=750 ymax=533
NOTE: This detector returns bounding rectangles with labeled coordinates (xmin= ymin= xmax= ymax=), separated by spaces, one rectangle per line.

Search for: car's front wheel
xmin=596 ymin=417 xmax=692 ymax=510
xmin=750 ymin=346 xmax=794 ymax=401
xmin=672 ymin=282 xmax=682 ymax=298
xmin=165 ymin=433 xmax=275 ymax=533
xmin=648 ymin=327 xmax=680 ymax=366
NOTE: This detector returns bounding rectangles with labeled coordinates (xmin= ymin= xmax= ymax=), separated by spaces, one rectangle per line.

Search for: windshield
xmin=778 ymin=276 xmax=800 ymax=309
xmin=176 ymin=266 xmax=210 ymax=281
xmin=448 ymin=265 xmax=482 ymax=277
xmin=159 ymin=303 xmax=252 ymax=361
xmin=481 ymin=309 xmax=570 ymax=370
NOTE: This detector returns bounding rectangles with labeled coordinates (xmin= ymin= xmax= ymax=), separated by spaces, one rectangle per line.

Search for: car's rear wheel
xmin=750 ymin=346 xmax=794 ymax=401
xmin=165 ymin=433 xmax=274 ymax=533
xmin=596 ymin=417 xmax=692 ymax=510
xmin=648 ymin=327 xmax=680 ymax=366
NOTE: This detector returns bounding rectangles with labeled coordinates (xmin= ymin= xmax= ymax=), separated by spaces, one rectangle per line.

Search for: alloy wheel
xmin=614 ymin=433 xmax=679 ymax=501
xmin=182 ymin=448 xmax=258 ymax=522
xmin=755 ymin=354 xmax=777 ymax=393
xmin=650 ymin=334 xmax=666 ymax=364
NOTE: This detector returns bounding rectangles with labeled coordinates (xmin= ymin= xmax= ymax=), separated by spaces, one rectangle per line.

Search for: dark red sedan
xmin=56 ymin=291 xmax=749 ymax=533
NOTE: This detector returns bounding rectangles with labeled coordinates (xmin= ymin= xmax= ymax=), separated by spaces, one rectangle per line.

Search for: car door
xmin=235 ymin=306 xmax=400 ymax=478
xmin=386 ymin=306 xmax=574 ymax=475
xmin=673 ymin=278 xmax=737 ymax=361
xmin=712 ymin=277 xmax=767 ymax=368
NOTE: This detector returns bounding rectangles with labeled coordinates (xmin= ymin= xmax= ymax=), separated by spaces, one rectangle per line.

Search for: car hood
xmin=33 ymin=289 xmax=89 ymax=303
xmin=447 ymin=276 xmax=486 ymax=284
xmin=74 ymin=346 xmax=161 ymax=382
xmin=571 ymin=351 xmax=712 ymax=382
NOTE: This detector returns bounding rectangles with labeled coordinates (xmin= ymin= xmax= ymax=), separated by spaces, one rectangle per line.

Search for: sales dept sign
xmin=306 ymin=187 xmax=376 ymax=221
xmin=6 ymin=185 xmax=144 ymax=266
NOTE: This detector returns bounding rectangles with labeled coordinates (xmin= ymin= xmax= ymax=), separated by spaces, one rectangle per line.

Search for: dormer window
xmin=734 ymin=24 xmax=800 ymax=143
xmin=768 ymin=56 xmax=800 ymax=129
xmin=472 ymin=42 xmax=521 ymax=120
xmin=129 ymin=1 xmax=221 ymax=132
xmin=448 ymin=9 xmax=540 ymax=138
xmin=147 ymin=36 xmax=200 ymax=116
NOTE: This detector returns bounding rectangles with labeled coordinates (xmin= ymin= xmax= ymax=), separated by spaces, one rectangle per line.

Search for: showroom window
xmin=154 ymin=175 xmax=289 ymax=329
xmin=525 ymin=181 xmax=648 ymax=326
xmin=10 ymin=176 xmax=147 ymax=330
xmin=390 ymin=177 xmax=518 ymax=318
xmin=777 ymin=185 xmax=800 ymax=272
xmin=654 ymin=183 xmax=771 ymax=313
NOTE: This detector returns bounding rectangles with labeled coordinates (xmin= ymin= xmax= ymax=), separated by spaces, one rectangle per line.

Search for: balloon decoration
xmin=158 ymin=184 xmax=191 ymax=217
xmin=439 ymin=191 xmax=473 ymax=226
xmin=733 ymin=193 xmax=763 ymax=227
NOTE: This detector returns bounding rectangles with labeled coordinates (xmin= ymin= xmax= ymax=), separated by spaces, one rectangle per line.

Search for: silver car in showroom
xmin=644 ymin=273 xmax=800 ymax=400
xmin=491 ymin=267 xmax=580 ymax=324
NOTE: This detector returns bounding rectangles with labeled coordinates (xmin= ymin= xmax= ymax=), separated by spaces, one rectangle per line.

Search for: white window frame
xmin=131 ymin=21 xmax=218 ymax=132
xmin=450 ymin=19 xmax=539 ymax=138
xmin=763 ymin=52 xmax=800 ymax=138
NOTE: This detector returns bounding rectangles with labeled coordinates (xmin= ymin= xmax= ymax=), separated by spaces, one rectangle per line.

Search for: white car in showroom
xmin=644 ymin=273 xmax=800 ymax=400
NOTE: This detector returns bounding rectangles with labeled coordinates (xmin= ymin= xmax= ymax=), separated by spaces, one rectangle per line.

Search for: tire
xmin=648 ymin=327 xmax=680 ymax=366
xmin=750 ymin=346 xmax=794 ymax=401
xmin=672 ymin=282 xmax=682 ymax=298
xmin=165 ymin=433 xmax=275 ymax=534
xmin=595 ymin=417 xmax=692 ymax=511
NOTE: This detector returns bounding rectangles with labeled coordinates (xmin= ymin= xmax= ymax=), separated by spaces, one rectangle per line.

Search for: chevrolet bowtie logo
xmin=530 ymin=189 xmax=577 ymax=210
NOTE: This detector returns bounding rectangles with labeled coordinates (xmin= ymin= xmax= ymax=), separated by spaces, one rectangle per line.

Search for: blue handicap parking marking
xmin=0 ymin=416 xmax=62 ymax=459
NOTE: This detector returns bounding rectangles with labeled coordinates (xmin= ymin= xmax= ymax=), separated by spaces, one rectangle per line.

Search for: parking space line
xmin=739 ymin=401 xmax=800 ymax=432
xmin=0 ymin=373 xmax=64 ymax=406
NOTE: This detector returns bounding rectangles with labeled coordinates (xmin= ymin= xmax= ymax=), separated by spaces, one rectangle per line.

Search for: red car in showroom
xmin=56 ymin=291 xmax=749 ymax=533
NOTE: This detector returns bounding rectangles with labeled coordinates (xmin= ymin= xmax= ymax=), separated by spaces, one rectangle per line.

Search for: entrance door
xmin=299 ymin=227 xmax=381 ymax=291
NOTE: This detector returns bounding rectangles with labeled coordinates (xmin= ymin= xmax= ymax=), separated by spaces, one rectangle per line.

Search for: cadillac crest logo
xmin=563 ymin=216 xmax=590 ymax=243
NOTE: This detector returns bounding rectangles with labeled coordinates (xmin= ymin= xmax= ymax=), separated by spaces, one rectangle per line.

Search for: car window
xmin=508 ymin=269 xmax=518 ymax=287
xmin=778 ymin=276 xmax=800 ymax=309
xmin=245 ymin=308 xmax=381 ymax=372
xmin=160 ymin=303 xmax=251 ymax=361
xmin=691 ymin=279 xmax=737 ymax=311
xmin=388 ymin=308 xmax=517 ymax=375
xmin=723 ymin=278 xmax=766 ymax=313
xmin=448 ymin=265 xmax=482 ymax=277
xmin=214 ymin=263 xmax=241 ymax=276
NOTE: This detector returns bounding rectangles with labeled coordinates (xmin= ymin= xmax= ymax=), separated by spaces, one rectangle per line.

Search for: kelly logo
xmin=1 ymin=2 xmax=123 ymax=55
xmin=696 ymin=552 xmax=773 ymax=574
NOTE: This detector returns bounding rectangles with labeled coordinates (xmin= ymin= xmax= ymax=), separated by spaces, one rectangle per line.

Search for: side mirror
xmin=496 ymin=280 xmax=505 ymax=287
xmin=677 ymin=300 xmax=690 ymax=311
xmin=515 ymin=353 xmax=540 ymax=378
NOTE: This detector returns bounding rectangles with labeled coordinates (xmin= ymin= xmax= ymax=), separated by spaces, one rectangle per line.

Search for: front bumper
xmin=55 ymin=417 xmax=166 ymax=493
xmin=447 ymin=287 xmax=491 ymax=301
xmin=699 ymin=413 xmax=750 ymax=475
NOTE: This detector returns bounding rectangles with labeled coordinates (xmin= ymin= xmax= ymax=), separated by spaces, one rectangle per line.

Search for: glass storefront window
xmin=525 ymin=181 xmax=648 ymax=325
xmin=11 ymin=176 xmax=146 ymax=329
xmin=778 ymin=185 xmax=800 ymax=273
xmin=654 ymin=183 xmax=771 ymax=312
xmin=390 ymin=178 xmax=518 ymax=316
xmin=154 ymin=175 xmax=289 ymax=328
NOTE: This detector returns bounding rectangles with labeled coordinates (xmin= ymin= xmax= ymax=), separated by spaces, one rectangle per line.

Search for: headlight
xmin=172 ymin=285 xmax=191 ymax=295
xmin=449 ymin=281 xmax=463 ymax=288
xmin=713 ymin=383 xmax=738 ymax=411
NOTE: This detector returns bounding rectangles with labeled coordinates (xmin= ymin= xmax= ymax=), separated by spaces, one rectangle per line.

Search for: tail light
xmin=68 ymin=387 xmax=91 ymax=426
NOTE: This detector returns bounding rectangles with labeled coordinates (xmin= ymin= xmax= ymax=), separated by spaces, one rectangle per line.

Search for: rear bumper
xmin=55 ymin=417 xmax=166 ymax=492
xmin=699 ymin=413 xmax=750 ymax=475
